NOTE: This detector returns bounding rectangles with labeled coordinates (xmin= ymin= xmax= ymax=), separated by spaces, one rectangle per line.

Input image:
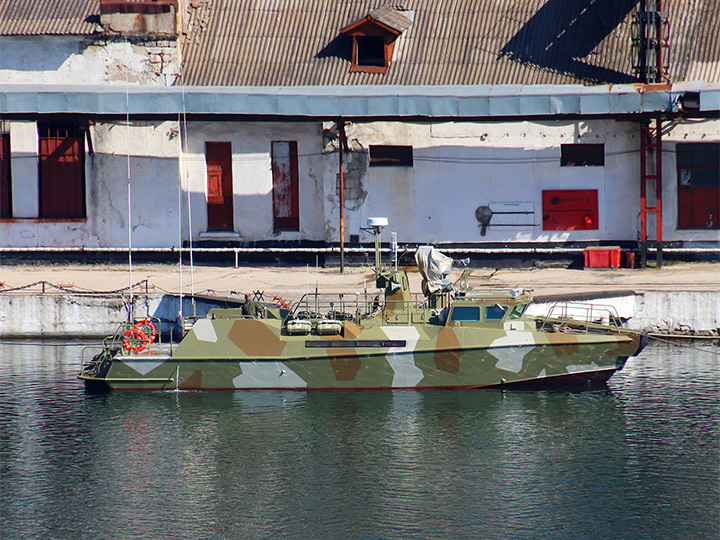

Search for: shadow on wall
xmin=499 ymin=0 xmax=639 ymax=84
xmin=0 ymin=36 xmax=85 ymax=72
xmin=152 ymin=294 xmax=243 ymax=337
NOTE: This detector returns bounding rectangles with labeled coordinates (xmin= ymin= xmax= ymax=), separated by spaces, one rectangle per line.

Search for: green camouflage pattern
xmin=80 ymin=270 xmax=646 ymax=391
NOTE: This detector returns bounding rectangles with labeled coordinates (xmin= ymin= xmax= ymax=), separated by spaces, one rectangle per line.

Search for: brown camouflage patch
xmin=604 ymin=334 xmax=639 ymax=357
xmin=329 ymin=354 xmax=362 ymax=380
xmin=434 ymin=327 xmax=463 ymax=374
xmin=545 ymin=332 xmax=581 ymax=357
xmin=228 ymin=320 xmax=287 ymax=357
xmin=179 ymin=369 xmax=202 ymax=389
xmin=343 ymin=321 xmax=363 ymax=339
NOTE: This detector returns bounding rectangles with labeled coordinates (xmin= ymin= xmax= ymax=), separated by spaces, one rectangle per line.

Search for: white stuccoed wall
xmin=8 ymin=121 xmax=39 ymax=218
xmin=0 ymin=36 xmax=178 ymax=86
xmin=322 ymin=118 xmax=720 ymax=245
xmin=1 ymin=115 xmax=718 ymax=248
xmin=1 ymin=120 xmax=181 ymax=248
xmin=183 ymin=121 xmax=326 ymax=242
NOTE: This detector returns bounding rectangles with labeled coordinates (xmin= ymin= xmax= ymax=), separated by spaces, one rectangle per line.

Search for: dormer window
xmin=341 ymin=7 xmax=413 ymax=74
xmin=356 ymin=36 xmax=386 ymax=67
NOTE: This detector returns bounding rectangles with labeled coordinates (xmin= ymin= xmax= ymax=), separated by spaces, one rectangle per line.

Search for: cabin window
xmin=485 ymin=304 xmax=508 ymax=322
xmin=38 ymin=121 xmax=86 ymax=219
xmin=508 ymin=305 xmax=526 ymax=320
xmin=369 ymin=145 xmax=413 ymax=167
xmin=561 ymin=144 xmax=604 ymax=167
xmin=676 ymin=143 xmax=719 ymax=229
xmin=450 ymin=306 xmax=480 ymax=322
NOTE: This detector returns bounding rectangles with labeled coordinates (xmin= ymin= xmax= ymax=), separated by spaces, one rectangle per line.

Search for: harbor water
xmin=1 ymin=341 xmax=718 ymax=540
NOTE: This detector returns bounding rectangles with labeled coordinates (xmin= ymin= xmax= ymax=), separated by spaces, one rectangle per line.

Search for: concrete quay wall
xmin=0 ymin=291 xmax=718 ymax=338
xmin=0 ymin=294 xmax=221 ymax=339
xmin=527 ymin=291 xmax=720 ymax=335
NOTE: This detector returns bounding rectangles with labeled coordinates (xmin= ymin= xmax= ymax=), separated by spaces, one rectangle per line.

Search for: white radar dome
xmin=367 ymin=217 xmax=389 ymax=228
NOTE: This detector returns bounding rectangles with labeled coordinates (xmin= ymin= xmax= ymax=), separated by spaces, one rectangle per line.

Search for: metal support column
xmin=337 ymin=119 xmax=349 ymax=273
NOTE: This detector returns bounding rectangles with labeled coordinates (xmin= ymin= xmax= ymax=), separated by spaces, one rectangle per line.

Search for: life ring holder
xmin=134 ymin=318 xmax=158 ymax=344
xmin=123 ymin=326 xmax=150 ymax=354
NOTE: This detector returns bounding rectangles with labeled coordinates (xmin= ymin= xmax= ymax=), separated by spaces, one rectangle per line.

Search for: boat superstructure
xmin=79 ymin=221 xmax=646 ymax=391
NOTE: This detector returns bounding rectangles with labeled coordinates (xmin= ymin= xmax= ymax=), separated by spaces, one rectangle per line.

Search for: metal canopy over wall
xmin=0 ymin=83 xmax=719 ymax=118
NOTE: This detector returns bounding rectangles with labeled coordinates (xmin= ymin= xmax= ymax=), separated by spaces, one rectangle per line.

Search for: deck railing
xmin=537 ymin=302 xmax=623 ymax=333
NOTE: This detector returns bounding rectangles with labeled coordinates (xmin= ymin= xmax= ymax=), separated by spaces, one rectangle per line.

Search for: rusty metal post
xmin=655 ymin=115 xmax=663 ymax=267
xmin=639 ymin=122 xmax=648 ymax=267
xmin=337 ymin=120 xmax=349 ymax=273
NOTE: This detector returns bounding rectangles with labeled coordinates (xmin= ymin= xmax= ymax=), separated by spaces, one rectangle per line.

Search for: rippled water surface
xmin=1 ymin=341 xmax=718 ymax=540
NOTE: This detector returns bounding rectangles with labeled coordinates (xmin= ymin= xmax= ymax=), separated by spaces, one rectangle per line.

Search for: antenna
xmin=364 ymin=217 xmax=388 ymax=276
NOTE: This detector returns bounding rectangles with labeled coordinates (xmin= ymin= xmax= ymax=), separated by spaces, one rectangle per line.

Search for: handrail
xmin=290 ymin=292 xmax=429 ymax=322
xmin=537 ymin=302 xmax=623 ymax=333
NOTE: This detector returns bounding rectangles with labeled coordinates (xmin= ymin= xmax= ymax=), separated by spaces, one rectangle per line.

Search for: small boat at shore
xmin=79 ymin=221 xmax=646 ymax=391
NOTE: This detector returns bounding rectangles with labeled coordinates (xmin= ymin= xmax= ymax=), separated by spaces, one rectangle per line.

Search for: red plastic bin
xmin=584 ymin=246 xmax=621 ymax=268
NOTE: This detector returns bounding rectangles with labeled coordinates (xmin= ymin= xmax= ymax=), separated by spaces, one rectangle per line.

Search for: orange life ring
xmin=134 ymin=319 xmax=157 ymax=343
xmin=123 ymin=326 xmax=149 ymax=354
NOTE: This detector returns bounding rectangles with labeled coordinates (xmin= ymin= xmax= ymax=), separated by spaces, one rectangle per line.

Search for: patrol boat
xmin=79 ymin=219 xmax=646 ymax=391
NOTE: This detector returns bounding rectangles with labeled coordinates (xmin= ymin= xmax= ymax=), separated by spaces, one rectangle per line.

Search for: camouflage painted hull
xmin=81 ymin=317 xmax=646 ymax=391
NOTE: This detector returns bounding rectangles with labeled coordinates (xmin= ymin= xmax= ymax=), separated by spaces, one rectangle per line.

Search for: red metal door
xmin=0 ymin=134 xmax=10 ymax=218
xmin=205 ymin=142 xmax=234 ymax=231
xmin=271 ymin=141 xmax=299 ymax=231
xmin=39 ymin=124 xmax=85 ymax=219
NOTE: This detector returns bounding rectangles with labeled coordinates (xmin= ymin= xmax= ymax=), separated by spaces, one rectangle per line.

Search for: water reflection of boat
xmin=79 ymin=220 xmax=646 ymax=391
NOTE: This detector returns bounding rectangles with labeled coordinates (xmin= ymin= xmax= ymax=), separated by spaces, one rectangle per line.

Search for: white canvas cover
xmin=415 ymin=245 xmax=453 ymax=294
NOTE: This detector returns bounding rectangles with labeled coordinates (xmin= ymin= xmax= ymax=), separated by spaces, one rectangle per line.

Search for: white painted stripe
xmin=381 ymin=326 xmax=424 ymax=387
xmin=233 ymin=361 xmax=308 ymax=388
xmin=193 ymin=319 xmax=218 ymax=343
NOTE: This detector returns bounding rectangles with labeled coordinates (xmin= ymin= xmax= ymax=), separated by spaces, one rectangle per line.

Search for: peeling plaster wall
xmin=1 ymin=116 xmax=717 ymax=249
xmin=0 ymin=120 xmax=181 ymax=248
xmin=0 ymin=36 xmax=179 ymax=86
xmin=88 ymin=121 xmax=181 ymax=247
xmin=324 ymin=119 xmax=720 ymax=245
xmin=183 ymin=121 xmax=325 ymax=242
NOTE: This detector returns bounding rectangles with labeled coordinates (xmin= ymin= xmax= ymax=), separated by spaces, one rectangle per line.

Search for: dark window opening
xmin=508 ymin=305 xmax=526 ymax=320
xmin=369 ymin=145 xmax=413 ymax=167
xmin=38 ymin=121 xmax=86 ymax=219
xmin=356 ymin=36 xmax=385 ymax=67
xmin=676 ymin=143 xmax=719 ymax=229
xmin=450 ymin=306 xmax=480 ymax=322
xmin=561 ymin=143 xmax=604 ymax=166
xmin=0 ymin=133 xmax=11 ymax=219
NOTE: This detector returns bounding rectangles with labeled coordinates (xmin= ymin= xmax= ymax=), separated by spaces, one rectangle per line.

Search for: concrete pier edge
xmin=1 ymin=289 xmax=718 ymax=339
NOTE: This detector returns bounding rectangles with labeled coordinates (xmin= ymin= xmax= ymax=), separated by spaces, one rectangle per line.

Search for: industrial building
xmin=1 ymin=0 xmax=718 ymax=264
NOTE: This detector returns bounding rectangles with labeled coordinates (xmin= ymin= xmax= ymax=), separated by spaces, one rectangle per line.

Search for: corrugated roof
xmin=0 ymin=0 xmax=101 ymax=36
xmin=180 ymin=0 xmax=720 ymax=87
